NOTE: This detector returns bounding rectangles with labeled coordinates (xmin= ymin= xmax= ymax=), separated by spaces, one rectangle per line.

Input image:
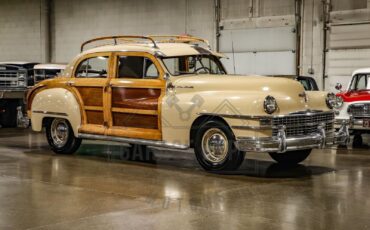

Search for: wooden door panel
xmin=112 ymin=113 xmax=158 ymax=129
xmin=86 ymin=110 xmax=105 ymax=125
xmin=111 ymin=87 xmax=160 ymax=110
xmin=77 ymin=87 xmax=103 ymax=107
xmin=106 ymin=52 xmax=165 ymax=140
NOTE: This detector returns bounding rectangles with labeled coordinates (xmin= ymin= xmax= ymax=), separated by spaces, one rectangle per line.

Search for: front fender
xmin=161 ymin=90 xmax=288 ymax=146
xmin=30 ymin=88 xmax=81 ymax=137
xmin=306 ymin=91 xmax=330 ymax=111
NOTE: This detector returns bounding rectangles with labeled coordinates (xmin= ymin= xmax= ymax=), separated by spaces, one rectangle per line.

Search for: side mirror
xmin=163 ymin=73 xmax=170 ymax=81
xmin=335 ymin=83 xmax=342 ymax=91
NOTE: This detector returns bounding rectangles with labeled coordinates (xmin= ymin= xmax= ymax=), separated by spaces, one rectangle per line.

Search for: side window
xmin=298 ymin=79 xmax=310 ymax=91
xmin=356 ymin=74 xmax=367 ymax=90
xmin=117 ymin=56 xmax=159 ymax=79
xmin=75 ymin=56 xmax=108 ymax=78
xmin=145 ymin=58 xmax=159 ymax=79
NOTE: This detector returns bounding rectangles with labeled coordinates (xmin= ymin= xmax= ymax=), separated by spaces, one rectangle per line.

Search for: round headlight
xmin=334 ymin=95 xmax=344 ymax=109
xmin=264 ymin=96 xmax=278 ymax=114
xmin=326 ymin=93 xmax=336 ymax=109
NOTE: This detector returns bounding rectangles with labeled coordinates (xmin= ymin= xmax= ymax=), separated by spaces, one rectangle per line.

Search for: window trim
xmin=112 ymin=51 xmax=165 ymax=80
xmin=161 ymin=55 xmax=227 ymax=76
xmin=72 ymin=52 xmax=113 ymax=79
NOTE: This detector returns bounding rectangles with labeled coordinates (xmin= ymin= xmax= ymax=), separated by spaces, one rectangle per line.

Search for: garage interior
xmin=1 ymin=0 xmax=370 ymax=229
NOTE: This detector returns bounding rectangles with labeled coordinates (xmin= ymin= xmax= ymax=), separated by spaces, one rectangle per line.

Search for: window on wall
xmin=117 ymin=56 xmax=159 ymax=79
xmin=75 ymin=56 xmax=108 ymax=78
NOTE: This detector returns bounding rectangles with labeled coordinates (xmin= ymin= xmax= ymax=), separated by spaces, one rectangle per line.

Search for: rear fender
xmin=30 ymin=88 xmax=81 ymax=136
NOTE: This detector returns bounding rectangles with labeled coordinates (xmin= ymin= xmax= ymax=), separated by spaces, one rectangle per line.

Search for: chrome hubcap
xmin=201 ymin=128 xmax=229 ymax=164
xmin=50 ymin=119 xmax=69 ymax=148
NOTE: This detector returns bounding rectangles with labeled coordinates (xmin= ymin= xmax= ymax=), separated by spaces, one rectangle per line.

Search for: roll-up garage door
xmin=325 ymin=23 xmax=370 ymax=91
xmin=219 ymin=26 xmax=297 ymax=75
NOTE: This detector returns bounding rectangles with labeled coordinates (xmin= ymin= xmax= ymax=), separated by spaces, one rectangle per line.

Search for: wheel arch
xmin=189 ymin=115 xmax=233 ymax=148
xmin=30 ymin=88 xmax=82 ymax=137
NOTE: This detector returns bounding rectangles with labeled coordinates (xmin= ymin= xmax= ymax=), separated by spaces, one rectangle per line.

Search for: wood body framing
xmin=70 ymin=51 xmax=165 ymax=140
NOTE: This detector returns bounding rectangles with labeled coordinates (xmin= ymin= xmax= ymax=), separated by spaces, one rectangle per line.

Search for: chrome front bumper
xmin=235 ymin=122 xmax=349 ymax=153
xmin=335 ymin=117 xmax=369 ymax=131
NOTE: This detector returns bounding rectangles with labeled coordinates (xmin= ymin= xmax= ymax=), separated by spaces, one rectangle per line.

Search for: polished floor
xmin=0 ymin=128 xmax=370 ymax=229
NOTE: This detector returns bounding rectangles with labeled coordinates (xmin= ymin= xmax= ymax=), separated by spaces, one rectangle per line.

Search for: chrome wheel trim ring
xmin=201 ymin=128 xmax=229 ymax=164
xmin=50 ymin=119 xmax=69 ymax=148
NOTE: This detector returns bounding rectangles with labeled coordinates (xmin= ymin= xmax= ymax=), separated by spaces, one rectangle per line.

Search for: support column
xmin=40 ymin=0 xmax=51 ymax=63
xmin=300 ymin=0 xmax=325 ymax=90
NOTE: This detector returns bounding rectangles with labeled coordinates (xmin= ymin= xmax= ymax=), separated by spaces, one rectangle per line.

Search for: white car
xmin=33 ymin=64 xmax=66 ymax=84
xmin=335 ymin=68 xmax=370 ymax=146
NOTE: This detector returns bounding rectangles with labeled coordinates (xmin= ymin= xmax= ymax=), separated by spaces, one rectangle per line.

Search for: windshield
xmin=162 ymin=55 xmax=226 ymax=76
xmin=349 ymin=74 xmax=370 ymax=91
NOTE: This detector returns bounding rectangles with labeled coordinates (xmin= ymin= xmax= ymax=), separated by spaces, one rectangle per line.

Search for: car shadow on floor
xmin=0 ymin=141 xmax=335 ymax=179
xmin=75 ymin=143 xmax=334 ymax=179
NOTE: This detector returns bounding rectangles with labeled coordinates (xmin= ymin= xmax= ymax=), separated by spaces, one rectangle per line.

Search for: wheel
xmin=194 ymin=120 xmax=245 ymax=172
xmin=269 ymin=149 xmax=311 ymax=166
xmin=352 ymin=134 xmax=363 ymax=148
xmin=0 ymin=100 xmax=18 ymax=127
xmin=46 ymin=118 xmax=82 ymax=154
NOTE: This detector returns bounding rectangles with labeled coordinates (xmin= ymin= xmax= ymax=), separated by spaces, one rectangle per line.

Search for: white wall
xmin=0 ymin=0 xmax=43 ymax=62
xmin=52 ymin=0 xmax=215 ymax=63
xmin=219 ymin=0 xmax=296 ymax=75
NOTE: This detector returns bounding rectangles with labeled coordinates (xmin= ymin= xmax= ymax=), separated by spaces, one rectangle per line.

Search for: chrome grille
xmin=0 ymin=71 xmax=24 ymax=88
xmin=272 ymin=112 xmax=334 ymax=137
xmin=0 ymin=81 xmax=18 ymax=87
xmin=0 ymin=71 xmax=17 ymax=78
xmin=348 ymin=103 xmax=370 ymax=117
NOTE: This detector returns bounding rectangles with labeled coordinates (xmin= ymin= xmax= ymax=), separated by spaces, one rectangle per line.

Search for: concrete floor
xmin=0 ymin=129 xmax=370 ymax=230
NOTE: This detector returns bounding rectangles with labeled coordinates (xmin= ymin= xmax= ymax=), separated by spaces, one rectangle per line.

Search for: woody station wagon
xmin=27 ymin=35 xmax=349 ymax=171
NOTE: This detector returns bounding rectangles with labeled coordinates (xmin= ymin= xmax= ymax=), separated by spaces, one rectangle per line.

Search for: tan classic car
xmin=27 ymin=35 xmax=349 ymax=171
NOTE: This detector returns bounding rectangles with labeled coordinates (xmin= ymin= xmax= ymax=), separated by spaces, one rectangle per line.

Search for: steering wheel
xmin=195 ymin=66 xmax=211 ymax=74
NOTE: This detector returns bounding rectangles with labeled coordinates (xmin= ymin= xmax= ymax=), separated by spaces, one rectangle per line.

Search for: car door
xmin=69 ymin=52 xmax=112 ymax=135
xmin=106 ymin=52 xmax=165 ymax=140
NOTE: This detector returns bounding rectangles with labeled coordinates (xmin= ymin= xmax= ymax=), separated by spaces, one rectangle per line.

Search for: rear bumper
xmin=235 ymin=122 xmax=349 ymax=153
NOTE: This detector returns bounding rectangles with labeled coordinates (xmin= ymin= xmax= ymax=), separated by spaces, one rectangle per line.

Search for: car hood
xmin=170 ymin=74 xmax=305 ymax=95
xmin=337 ymin=90 xmax=370 ymax=102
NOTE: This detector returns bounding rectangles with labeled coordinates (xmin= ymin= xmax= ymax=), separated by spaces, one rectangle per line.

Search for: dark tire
xmin=0 ymin=100 xmax=18 ymax=127
xmin=194 ymin=120 xmax=245 ymax=172
xmin=352 ymin=134 xmax=363 ymax=148
xmin=46 ymin=118 xmax=82 ymax=154
xmin=269 ymin=149 xmax=311 ymax=166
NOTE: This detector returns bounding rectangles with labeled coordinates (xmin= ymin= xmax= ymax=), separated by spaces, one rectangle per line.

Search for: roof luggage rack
xmin=148 ymin=35 xmax=211 ymax=49
xmin=80 ymin=36 xmax=159 ymax=52
xmin=80 ymin=35 xmax=210 ymax=52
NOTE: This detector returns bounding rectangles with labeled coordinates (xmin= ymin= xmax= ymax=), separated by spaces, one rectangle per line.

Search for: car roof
xmin=34 ymin=64 xmax=67 ymax=70
xmin=352 ymin=68 xmax=370 ymax=76
xmin=81 ymin=42 xmax=225 ymax=58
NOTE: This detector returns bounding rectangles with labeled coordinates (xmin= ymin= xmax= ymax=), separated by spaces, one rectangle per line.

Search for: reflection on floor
xmin=0 ymin=128 xmax=370 ymax=229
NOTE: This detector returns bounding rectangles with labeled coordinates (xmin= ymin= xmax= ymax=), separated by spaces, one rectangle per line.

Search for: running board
xmin=78 ymin=133 xmax=189 ymax=150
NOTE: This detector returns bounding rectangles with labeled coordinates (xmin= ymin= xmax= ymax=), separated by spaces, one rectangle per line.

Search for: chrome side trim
xmin=199 ymin=110 xmax=333 ymax=120
xmin=78 ymin=133 xmax=189 ymax=150
xmin=232 ymin=125 xmax=271 ymax=130
xmin=232 ymin=121 xmax=334 ymax=130
xmin=32 ymin=110 xmax=68 ymax=117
